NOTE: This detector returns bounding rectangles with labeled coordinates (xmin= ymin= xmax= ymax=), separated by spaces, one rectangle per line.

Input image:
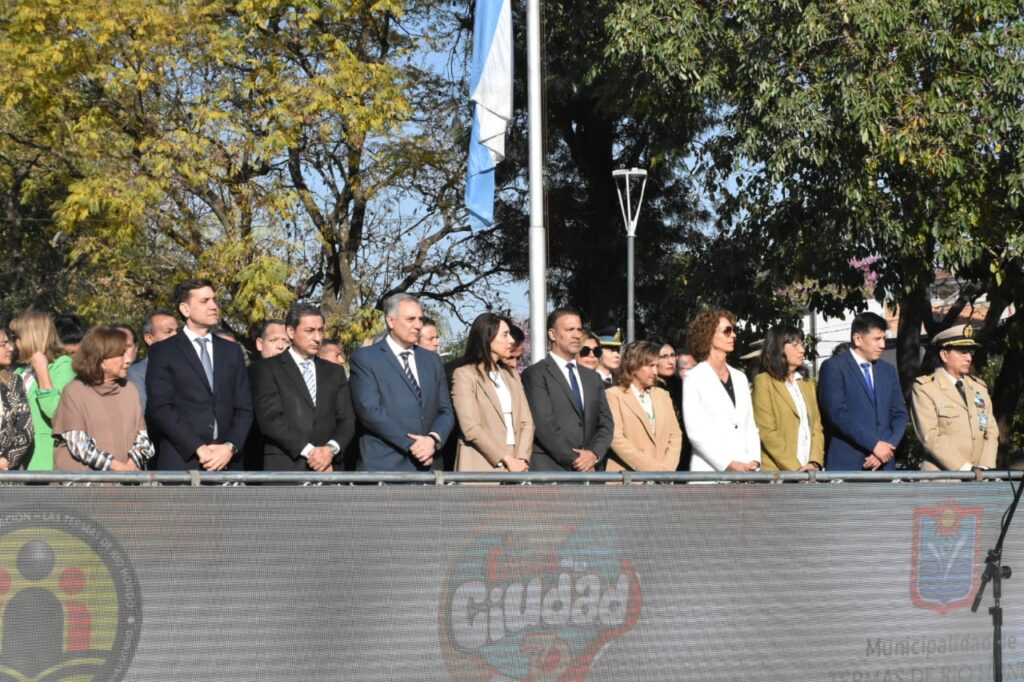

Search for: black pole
xmin=972 ymin=468 xmax=1024 ymax=682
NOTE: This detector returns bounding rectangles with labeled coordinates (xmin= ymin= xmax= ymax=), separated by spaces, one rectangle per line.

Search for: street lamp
xmin=613 ymin=167 xmax=648 ymax=343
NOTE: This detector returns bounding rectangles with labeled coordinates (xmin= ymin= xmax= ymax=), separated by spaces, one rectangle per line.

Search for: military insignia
xmin=915 ymin=375 xmax=934 ymax=384
xmin=974 ymin=392 xmax=985 ymax=408
xmin=963 ymin=326 xmax=974 ymax=339
xmin=911 ymin=505 xmax=982 ymax=614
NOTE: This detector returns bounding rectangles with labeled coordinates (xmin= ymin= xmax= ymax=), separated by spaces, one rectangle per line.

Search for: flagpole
xmin=527 ymin=0 xmax=547 ymax=363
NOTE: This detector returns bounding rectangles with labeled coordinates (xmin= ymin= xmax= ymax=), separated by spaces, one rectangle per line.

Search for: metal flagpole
xmin=613 ymin=168 xmax=648 ymax=344
xmin=527 ymin=0 xmax=547 ymax=363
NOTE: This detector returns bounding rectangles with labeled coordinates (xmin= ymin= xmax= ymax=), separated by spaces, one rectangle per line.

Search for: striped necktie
xmin=400 ymin=350 xmax=422 ymax=400
xmin=301 ymin=359 xmax=317 ymax=406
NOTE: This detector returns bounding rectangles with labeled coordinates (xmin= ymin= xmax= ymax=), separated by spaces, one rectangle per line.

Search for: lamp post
xmin=613 ymin=168 xmax=648 ymax=343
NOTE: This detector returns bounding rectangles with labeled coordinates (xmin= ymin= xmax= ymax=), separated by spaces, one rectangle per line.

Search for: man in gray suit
xmin=522 ymin=308 xmax=613 ymax=472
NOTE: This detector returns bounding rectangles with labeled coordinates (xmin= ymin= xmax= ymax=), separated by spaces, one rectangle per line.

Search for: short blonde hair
xmin=9 ymin=310 xmax=66 ymax=362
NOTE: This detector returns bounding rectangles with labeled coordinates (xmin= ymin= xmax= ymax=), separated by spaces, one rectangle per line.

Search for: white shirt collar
xmin=385 ymin=334 xmax=414 ymax=358
xmin=288 ymin=347 xmax=313 ymax=367
xmin=849 ymin=347 xmax=872 ymax=367
xmin=549 ymin=352 xmax=576 ymax=372
xmin=182 ymin=324 xmax=210 ymax=344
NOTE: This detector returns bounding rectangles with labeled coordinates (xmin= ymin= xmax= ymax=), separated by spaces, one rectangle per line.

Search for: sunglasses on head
xmin=579 ymin=346 xmax=603 ymax=358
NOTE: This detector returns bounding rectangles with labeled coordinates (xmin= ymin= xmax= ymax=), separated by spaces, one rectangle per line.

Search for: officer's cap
xmin=932 ymin=324 xmax=981 ymax=349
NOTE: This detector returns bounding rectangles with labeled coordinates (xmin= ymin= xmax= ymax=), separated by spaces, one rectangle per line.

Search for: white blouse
xmin=489 ymin=370 xmax=516 ymax=446
xmin=784 ymin=376 xmax=812 ymax=466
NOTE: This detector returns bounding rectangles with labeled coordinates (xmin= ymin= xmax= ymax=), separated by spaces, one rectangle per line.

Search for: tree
xmin=478 ymin=0 xmax=711 ymax=336
xmin=0 ymin=0 xmax=500 ymax=337
xmin=609 ymin=0 xmax=1024 ymax=448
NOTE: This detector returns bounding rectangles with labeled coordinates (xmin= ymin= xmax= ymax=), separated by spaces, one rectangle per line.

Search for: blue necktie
xmin=400 ymin=351 xmax=421 ymax=401
xmin=567 ymin=362 xmax=584 ymax=416
xmin=860 ymin=362 xmax=875 ymax=401
xmin=301 ymin=359 xmax=317 ymax=405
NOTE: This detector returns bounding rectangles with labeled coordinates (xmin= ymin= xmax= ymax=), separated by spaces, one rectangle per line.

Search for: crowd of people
xmin=0 ymin=278 xmax=999 ymax=477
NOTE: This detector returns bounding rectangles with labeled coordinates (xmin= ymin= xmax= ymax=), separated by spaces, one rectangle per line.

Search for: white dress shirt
xmin=489 ymin=370 xmax=517 ymax=446
xmin=386 ymin=334 xmax=420 ymax=385
xmin=784 ymin=376 xmax=812 ymax=466
xmin=183 ymin=325 xmax=215 ymax=368
xmin=549 ymin=352 xmax=585 ymax=411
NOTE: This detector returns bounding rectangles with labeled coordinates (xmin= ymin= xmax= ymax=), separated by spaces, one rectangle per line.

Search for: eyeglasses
xmin=579 ymin=346 xmax=603 ymax=358
xmin=659 ymin=353 xmax=677 ymax=360
xmin=719 ymin=326 xmax=737 ymax=336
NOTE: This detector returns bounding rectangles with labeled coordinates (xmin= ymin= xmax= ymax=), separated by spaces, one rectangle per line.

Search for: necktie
xmin=301 ymin=359 xmax=317 ymax=405
xmin=860 ymin=362 xmax=875 ymax=400
xmin=955 ymin=379 xmax=968 ymax=406
xmin=196 ymin=337 xmax=214 ymax=390
xmin=196 ymin=336 xmax=217 ymax=439
xmin=400 ymin=351 xmax=421 ymax=400
xmin=567 ymin=362 xmax=584 ymax=416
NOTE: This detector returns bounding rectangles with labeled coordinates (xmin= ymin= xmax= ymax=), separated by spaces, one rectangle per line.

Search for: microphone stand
xmin=972 ymin=468 xmax=1024 ymax=682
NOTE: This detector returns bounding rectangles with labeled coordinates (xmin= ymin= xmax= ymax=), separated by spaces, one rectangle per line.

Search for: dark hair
xmin=72 ymin=327 xmax=127 ymax=385
xmin=760 ymin=325 xmax=805 ymax=381
xmin=687 ymin=309 xmax=736 ymax=362
xmin=142 ymin=309 xmax=176 ymax=337
xmin=462 ymin=312 xmax=514 ymax=374
xmin=54 ymin=313 xmax=88 ymax=346
xmin=255 ymin=319 xmax=287 ymax=339
xmin=111 ymin=323 xmax=136 ymax=345
xmin=616 ymin=341 xmax=661 ymax=390
xmin=546 ymin=307 xmax=581 ymax=331
xmin=583 ymin=329 xmax=600 ymax=344
xmin=850 ymin=312 xmax=888 ymax=340
xmin=285 ymin=304 xmax=323 ymax=329
xmin=421 ymin=316 xmax=438 ymax=329
xmin=173 ymin=278 xmax=215 ymax=309
xmin=509 ymin=323 xmax=525 ymax=346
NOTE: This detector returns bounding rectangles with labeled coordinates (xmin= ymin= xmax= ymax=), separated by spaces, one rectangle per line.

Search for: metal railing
xmin=0 ymin=469 xmax=1018 ymax=485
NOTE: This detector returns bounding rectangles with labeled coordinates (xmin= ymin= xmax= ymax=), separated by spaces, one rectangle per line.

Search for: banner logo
xmin=0 ymin=508 xmax=141 ymax=681
xmin=440 ymin=517 xmax=641 ymax=682
xmin=911 ymin=505 xmax=982 ymax=614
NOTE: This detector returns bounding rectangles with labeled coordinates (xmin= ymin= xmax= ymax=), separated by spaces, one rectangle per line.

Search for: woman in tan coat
xmin=605 ymin=341 xmax=682 ymax=472
xmin=751 ymin=325 xmax=825 ymax=471
xmin=452 ymin=313 xmax=533 ymax=473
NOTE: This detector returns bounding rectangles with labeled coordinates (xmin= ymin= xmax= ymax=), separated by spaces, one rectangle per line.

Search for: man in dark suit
xmin=522 ymin=308 xmax=613 ymax=472
xmin=818 ymin=311 xmax=909 ymax=471
xmin=349 ymin=294 xmax=454 ymax=472
xmin=252 ymin=304 xmax=355 ymax=472
xmin=146 ymin=279 xmax=253 ymax=471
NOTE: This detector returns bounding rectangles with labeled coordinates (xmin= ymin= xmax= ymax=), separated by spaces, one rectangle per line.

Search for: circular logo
xmin=0 ymin=508 xmax=141 ymax=681
xmin=439 ymin=514 xmax=642 ymax=682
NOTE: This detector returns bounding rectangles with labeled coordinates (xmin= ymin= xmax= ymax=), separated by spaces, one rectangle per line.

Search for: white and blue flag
xmin=466 ymin=0 xmax=512 ymax=228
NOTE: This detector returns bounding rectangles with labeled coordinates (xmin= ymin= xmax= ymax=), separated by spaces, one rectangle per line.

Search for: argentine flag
xmin=466 ymin=0 xmax=512 ymax=228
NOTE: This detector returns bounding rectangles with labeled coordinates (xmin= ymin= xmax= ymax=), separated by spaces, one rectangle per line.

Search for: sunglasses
xmin=720 ymin=326 xmax=737 ymax=336
xmin=578 ymin=346 xmax=603 ymax=358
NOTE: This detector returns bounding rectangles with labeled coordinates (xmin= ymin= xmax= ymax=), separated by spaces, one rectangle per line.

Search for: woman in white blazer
xmin=682 ymin=309 xmax=760 ymax=472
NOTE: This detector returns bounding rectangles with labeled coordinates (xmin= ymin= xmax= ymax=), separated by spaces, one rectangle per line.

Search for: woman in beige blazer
xmin=452 ymin=313 xmax=533 ymax=473
xmin=751 ymin=325 xmax=825 ymax=471
xmin=605 ymin=341 xmax=682 ymax=473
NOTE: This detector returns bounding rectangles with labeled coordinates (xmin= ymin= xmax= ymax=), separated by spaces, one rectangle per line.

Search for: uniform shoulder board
xmin=967 ymin=375 xmax=988 ymax=389
xmin=914 ymin=375 xmax=934 ymax=385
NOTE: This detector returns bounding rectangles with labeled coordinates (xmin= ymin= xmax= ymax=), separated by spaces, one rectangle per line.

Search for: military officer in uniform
xmin=911 ymin=324 xmax=999 ymax=472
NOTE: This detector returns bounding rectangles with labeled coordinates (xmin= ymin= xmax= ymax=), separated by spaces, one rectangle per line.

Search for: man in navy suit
xmin=818 ymin=312 xmax=909 ymax=471
xmin=522 ymin=308 xmax=613 ymax=472
xmin=146 ymin=279 xmax=253 ymax=471
xmin=349 ymin=294 xmax=454 ymax=472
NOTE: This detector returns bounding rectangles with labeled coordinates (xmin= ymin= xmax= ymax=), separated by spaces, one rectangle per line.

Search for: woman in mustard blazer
xmin=452 ymin=313 xmax=533 ymax=473
xmin=751 ymin=325 xmax=825 ymax=471
xmin=605 ymin=341 xmax=682 ymax=473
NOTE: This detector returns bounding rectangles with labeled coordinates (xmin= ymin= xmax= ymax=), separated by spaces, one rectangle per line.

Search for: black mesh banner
xmin=0 ymin=483 xmax=1022 ymax=681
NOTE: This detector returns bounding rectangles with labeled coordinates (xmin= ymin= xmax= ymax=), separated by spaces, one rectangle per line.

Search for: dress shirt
xmin=630 ymin=384 xmax=655 ymax=434
xmin=488 ymin=370 xmax=516 ymax=446
xmin=288 ymin=348 xmax=340 ymax=459
xmin=849 ymin=348 xmax=874 ymax=390
xmin=183 ymin=325 xmax=215 ymax=369
xmin=784 ymin=375 xmax=812 ymax=466
xmin=386 ymin=334 xmax=420 ymax=385
xmin=549 ymin=352 xmax=585 ymax=411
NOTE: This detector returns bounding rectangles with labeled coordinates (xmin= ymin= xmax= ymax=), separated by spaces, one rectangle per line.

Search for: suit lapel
xmin=937 ymin=373 xmax=969 ymax=413
xmin=178 ymin=332 xmax=213 ymax=394
xmin=622 ymin=388 xmax=655 ymax=441
xmin=279 ymin=352 xmax=315 ymax=409
xmin=378 ymin=340 xmax=421 ymax=401
xmin=771 ymin=378 xmax=799 ymax=416
xmin=843 ymin=352 xmax=875 ymax=404
xmin=477 ymin=369 xmax=504 ymax=419
xmin=546 ymin=357 xmax=582 ymax=417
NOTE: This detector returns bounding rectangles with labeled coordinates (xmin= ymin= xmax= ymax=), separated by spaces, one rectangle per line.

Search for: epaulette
xmin=966 ymin=375 xmax=987 ymax=389
xmin=915 ymin=375 xmax=934 ymax=385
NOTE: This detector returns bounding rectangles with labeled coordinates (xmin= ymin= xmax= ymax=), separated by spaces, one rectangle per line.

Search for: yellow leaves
xmin=899 ymin=151 xmax=906 ymax=165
